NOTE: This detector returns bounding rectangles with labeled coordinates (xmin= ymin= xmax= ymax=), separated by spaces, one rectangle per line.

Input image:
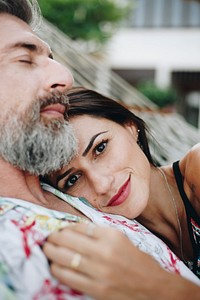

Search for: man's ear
xmin=124 ymin=123 xmax=138 ymax=142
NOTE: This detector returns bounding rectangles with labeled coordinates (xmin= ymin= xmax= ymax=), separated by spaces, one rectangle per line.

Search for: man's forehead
xmin=2 ymin=35 xmax=51 ymax=55
xmin=0 ymin=13 xmax=51 ymax=54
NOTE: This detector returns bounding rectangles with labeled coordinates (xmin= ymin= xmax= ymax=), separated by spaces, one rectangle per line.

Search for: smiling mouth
xmin=108 ymin=176 xmax=131 ymax=207
xmin=40 ymin=103 xmax=66 ymax=118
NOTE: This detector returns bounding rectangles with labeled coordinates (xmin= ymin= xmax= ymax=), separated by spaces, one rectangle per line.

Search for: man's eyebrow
xmin=8 ymin=41 xmax=53 ymax=58
xmin=82 ymin=131 xmax=108 ymax=157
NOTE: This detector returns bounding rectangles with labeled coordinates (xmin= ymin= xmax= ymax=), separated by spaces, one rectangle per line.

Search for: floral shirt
xmin=0 ymin=184 xmax=199 ymax=299
xmin=0 ymin=197 xmax=91 ymax=300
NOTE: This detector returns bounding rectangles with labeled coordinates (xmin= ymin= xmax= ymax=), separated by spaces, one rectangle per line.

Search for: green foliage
xmin=137 ymin=81 xmax=178 ymax=108
xmin=39 ymin=0 xmax=132 ymax=44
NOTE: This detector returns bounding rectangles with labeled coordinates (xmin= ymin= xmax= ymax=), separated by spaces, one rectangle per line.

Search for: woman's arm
xmin=43 ymin=223 xmax=200 ymax=300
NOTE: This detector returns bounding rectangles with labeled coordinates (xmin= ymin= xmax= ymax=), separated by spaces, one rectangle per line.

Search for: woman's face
xmin=54 ymin=115 xmax=151 ymax=219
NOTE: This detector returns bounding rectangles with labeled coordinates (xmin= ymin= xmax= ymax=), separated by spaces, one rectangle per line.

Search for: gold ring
xmin=86 ymin=223 xmax=95 ymax=238
xmin=70 ymin=253 xmax=82 ymax=270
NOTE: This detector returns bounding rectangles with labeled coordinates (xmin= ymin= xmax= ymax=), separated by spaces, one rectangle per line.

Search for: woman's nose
xmin=45 ymin=59 xmax=73 ymax=93
xmin=89 ymin=172 xmax=114 ymax=196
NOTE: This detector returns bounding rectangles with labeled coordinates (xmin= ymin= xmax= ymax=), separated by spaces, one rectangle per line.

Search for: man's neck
xmin=0 ymin=159 xmax=87 ymax=219
xmin=0 ymin=159 xmax=47 ymax=204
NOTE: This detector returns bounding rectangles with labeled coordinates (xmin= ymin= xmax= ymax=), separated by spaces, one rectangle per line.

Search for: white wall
xmin=104 ymin=28 xmax=200 ymax=87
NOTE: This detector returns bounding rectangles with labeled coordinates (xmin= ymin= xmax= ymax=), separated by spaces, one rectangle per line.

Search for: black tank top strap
xmin=173 ymin=160 xmax=200 ymax=277
xmin=173 ymin=160 xmax=199 ymax=220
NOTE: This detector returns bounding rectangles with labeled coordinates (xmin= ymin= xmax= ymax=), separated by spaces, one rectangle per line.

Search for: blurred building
xmin=105 ymin=0 xmax=200 ymax=127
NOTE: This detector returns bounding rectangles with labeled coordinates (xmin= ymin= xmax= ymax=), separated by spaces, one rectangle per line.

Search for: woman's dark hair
xmin=0 ymin=0 xmax=41 ymax=30
xmin=67 ymin=87 xmax=156 ymax=166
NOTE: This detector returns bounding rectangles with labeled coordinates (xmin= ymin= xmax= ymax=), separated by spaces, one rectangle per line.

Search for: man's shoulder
xmin=0 ymin=196 xmax=85 ymax=237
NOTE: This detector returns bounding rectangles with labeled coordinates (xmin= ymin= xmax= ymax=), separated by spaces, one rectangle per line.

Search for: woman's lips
xmin=108 ymin=176 xmax=131 ymax=207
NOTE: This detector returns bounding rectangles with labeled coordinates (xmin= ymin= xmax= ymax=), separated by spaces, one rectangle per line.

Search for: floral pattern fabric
xmin=0 ymin=198 xmax=91 ymax=300
xmin=0 ymin=184 xmax=199 ymax=299
xmin=43 ymin=184 xmax=200 ymax=283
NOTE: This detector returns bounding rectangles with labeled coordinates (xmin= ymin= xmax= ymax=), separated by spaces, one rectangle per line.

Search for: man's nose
xmin=45 ymin=59 xmax=74 ymax=93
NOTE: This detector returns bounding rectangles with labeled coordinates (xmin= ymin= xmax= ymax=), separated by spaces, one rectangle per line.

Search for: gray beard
xmin=0 ymin=92 xmax=77 ymax=176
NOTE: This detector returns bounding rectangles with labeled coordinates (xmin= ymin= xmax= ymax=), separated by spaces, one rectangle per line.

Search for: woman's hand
xmin=43 ymin=223 xmax=199 ymax=300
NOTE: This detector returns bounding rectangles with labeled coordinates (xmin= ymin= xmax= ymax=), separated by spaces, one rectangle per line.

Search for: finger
xmin=48 ymin=223 xmax=99 ymax=240
xmin=60 ymin=223 xmax=122 ymax=242
xmin=46 ymin=224 xmax=128 ymax=263
xmin=44 ymin=241 xmax=90 ymax=273
xmin=85 ymin=222 xmax=96 ymax=238
xmin=51 ymin=264 xmax=130 ymax=300
xmin=48 ymin=223 xmax=116 ymax=247
xmin=46 ymin=223 xmax=112 ymax=258
xmin=43 ymin=241 xmax=74 ymax=266
xmin=46 ymin=229 xmax=101 ymax=257
xmin=51 ymin=263 xmax=105 ymax=300
xmin=44 ymin=241 xmax=108 ymax=279
xmin=71 ymin=223 xmax=114 ymax=239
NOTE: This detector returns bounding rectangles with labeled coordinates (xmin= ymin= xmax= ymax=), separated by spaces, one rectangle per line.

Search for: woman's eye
xmin=95 ymin=141 xmax=107 ymax=155
xmin=66 ymin=174 xmax=81 ymax=188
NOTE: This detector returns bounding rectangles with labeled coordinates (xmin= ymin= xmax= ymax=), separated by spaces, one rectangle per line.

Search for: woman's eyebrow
xmin=57 ymin=168 xmax=74 ymax=184
xmin=82 ymin=131 xmax=108 ymax=157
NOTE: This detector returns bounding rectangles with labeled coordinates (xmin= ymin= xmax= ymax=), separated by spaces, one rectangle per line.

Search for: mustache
xmin=20 ymin=91 xmax=70 ymax=125
xmin=40 ymin=90 xmax=69 ymax=111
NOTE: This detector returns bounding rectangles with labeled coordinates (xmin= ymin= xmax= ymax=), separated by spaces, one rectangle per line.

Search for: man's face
xmin=0 ymin=14 xmax=77 ymax=175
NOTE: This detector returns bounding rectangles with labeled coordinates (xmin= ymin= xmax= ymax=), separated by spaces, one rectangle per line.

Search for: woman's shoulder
xmin=179 ymin=143 xmax=200 ymax=205
xmin=186 ymin=143 xmax=200 ymax=158
xmin=180 ymin=143 xmax=200 ymax=173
